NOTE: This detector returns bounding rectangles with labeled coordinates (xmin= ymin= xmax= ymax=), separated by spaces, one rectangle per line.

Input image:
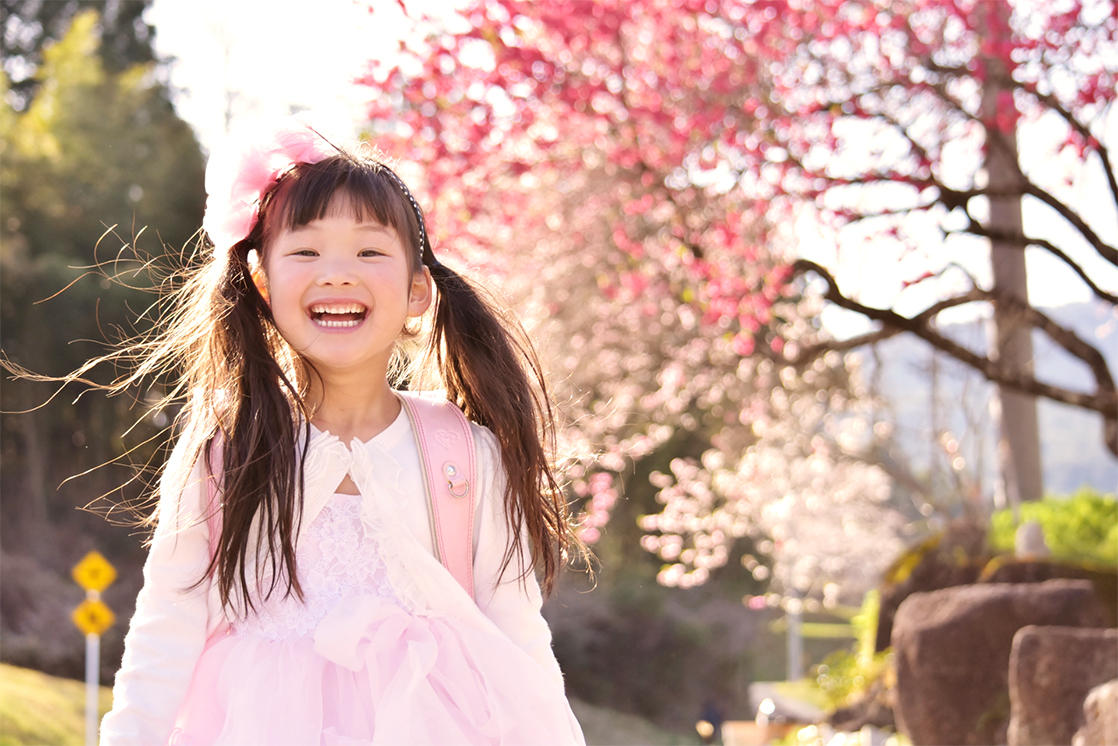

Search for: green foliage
xmin=811 ymin=590 xmax=892 ymax=711
xmin=1 ymin=0 xmax=156 ymax=111
xmin=813 ymin=648 xmax=893 ymax=713
xmin=988 ymin=488 xmax=1118 ymax=567
xmin=2 ymin=10 xmax=204 ymax=268
xmin=0 ymin=8 xmax=204 ymax=566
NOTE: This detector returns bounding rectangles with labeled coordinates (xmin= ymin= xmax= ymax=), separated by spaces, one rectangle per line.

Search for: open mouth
xmin=309 ymin=303 xmax=368 ymax=328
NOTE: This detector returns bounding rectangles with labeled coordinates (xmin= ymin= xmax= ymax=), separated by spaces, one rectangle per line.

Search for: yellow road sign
xmin=72 ymin=551 xmax=116 ymax=593
xmin=72 ymin=599 xmax=115 ymax=636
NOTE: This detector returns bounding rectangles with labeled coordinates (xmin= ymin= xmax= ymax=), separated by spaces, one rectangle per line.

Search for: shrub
xmin=988 ymin=488 xmax=1117 ymax=567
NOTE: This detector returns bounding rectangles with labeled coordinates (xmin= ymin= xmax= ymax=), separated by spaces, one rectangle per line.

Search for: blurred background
xmin=1 ymin=1 xmax=1115 ymax=744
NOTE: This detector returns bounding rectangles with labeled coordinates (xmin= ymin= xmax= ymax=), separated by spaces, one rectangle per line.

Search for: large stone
xmin=892 ymin=580 xmax=1108 ymax=746
xmin=1073 ymin=679 xmax=1118 ymax=746
xmin=981 ymin=559 xmax=1118 ymax=627
xmin=1008 ymin=627 xmax=1118 ymax=745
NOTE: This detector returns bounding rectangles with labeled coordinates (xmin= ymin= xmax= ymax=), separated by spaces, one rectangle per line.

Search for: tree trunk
xmin=983 ymin=0 xmax=1043 ymax=506
xmin=11 ymin=411 xmax=50 ymax=552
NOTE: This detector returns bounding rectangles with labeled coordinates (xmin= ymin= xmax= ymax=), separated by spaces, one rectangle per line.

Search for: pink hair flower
xmin=202 ymin=118 xmax=340 ymax=258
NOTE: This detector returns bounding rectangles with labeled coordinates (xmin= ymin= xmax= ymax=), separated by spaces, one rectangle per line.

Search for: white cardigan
xmin=100 ymin=409 xmax=564 ymax=746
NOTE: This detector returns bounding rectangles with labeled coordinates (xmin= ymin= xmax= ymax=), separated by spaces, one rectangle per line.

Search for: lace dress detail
xmin=234 ymin=493 xmax=398 ymax=640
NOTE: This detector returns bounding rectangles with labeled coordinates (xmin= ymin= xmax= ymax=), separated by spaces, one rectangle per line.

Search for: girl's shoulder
xmin=466 ymin=418 xmax=499 ymax=458
xmin=396 ymin=389 xmax=500 ymax=463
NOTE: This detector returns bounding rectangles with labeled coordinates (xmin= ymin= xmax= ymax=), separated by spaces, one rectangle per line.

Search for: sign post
xmin=72 ymin=551 xmax=116 ymax=746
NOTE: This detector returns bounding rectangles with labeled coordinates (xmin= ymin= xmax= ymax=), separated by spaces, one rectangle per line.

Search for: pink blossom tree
xmin=356 ymin=0 xmax=1113 ymax=599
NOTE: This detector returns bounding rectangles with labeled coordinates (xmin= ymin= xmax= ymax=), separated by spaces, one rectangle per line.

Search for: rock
xmin=981 ymin=559 xmax=1118 ymax=627
xmin=875 ymin=522 xmax=989 ymax=652
xmin=1073 ymin=679 xmax=1118 ymax=746
xmin=1008 ymin=627 xmax=1118 ymax=746
xmin=892 ymin=580 xmax=1108 ymax=746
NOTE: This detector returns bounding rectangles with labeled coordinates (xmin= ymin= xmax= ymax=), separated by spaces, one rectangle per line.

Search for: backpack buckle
xmin=443 ymin=462 xmax=470 ymax=498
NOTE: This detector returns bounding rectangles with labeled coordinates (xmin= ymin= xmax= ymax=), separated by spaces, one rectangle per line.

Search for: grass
xmin=773 ymin=678 xmax=834 ymax=713
xmin=0 ymin=664 xmax=694 ymax=746
xmin=570 ymin=698 xmax=701 ymax=745
xmin=0 ymin=664 xmax=112 ymax=746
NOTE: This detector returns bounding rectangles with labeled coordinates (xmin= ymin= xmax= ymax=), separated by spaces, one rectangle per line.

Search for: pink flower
xmin=202 ymin=117 xmax=341 ymax=258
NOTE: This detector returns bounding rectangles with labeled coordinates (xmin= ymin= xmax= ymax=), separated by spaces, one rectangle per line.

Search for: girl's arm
xmin=470 ymin=427 xmax=565 ymax=691
xmin=100 ymin=438 xmax=215 ymax=746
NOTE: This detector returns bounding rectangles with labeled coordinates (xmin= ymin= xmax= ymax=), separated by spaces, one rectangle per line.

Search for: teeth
xmin=317 ymin=318 xmax=362 ymax=328
xmin=309 ymin=303 xmax=366 ymax=315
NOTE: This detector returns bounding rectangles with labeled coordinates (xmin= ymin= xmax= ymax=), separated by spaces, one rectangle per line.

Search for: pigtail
xmin=200 ymin=242 xmax=310 ymax=613
xmin=423 ymin=261 xmax=584 ymax=595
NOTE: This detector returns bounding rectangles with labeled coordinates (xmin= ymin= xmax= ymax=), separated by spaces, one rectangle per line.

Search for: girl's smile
xmin=308 ymin=301 xmax=368 ymax=328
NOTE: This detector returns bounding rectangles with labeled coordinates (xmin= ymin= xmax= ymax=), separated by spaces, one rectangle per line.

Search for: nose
xmin=315 ymin=257 xmax=357 ymax=286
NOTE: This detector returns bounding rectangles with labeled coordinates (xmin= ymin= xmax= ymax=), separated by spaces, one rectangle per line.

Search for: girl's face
xmin=256 ymin=203 xmax=431 ymax=379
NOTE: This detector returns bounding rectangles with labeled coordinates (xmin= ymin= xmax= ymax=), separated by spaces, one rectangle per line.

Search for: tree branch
xmin=881 ymin=62 xmax=1118 ymax=269
xmin=1022 ymin=180 xmax=1118 ymax=267
xmin=792 ymin=327 xmax=902 ymax=362
xmin=955 ymin=224 xmax=1118 ymax=305
xmin=790 ymin=259 xmax=1118 ymax=455
xmin=1018 ymin=81 xmax=1118 ymax=214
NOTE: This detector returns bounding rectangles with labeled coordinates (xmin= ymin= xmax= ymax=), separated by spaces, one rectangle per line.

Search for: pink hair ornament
xmin=202 ymin=118 xmax=340 ymax=258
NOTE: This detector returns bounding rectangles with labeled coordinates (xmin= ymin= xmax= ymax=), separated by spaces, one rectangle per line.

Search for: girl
xmin=98 ymin=119 xmax=587 ymax=745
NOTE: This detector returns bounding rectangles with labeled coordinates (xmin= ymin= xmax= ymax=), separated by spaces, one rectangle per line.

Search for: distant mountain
xmin=858 ymin=300 xmax=1117 ymax=496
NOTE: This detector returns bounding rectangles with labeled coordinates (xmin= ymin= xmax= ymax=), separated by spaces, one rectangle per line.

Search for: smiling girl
xmin=97 ymin=120 xmax=587 ymax=745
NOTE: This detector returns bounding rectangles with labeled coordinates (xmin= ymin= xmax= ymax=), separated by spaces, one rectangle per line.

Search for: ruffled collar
xmin=307 ymin=404 xmax=411 ymax=453
xmin=298 ymin=406 xmax=414 ymax=544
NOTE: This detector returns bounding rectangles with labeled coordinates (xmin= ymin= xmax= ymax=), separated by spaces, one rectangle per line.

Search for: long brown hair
xmin=22 ymin=144 xmax=584 ymax=611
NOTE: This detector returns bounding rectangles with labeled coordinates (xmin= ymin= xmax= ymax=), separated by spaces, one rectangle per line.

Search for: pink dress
xmin=167 ymin=492 xmax=579 ymax=745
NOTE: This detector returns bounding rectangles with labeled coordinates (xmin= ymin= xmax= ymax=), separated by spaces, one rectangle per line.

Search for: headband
xmin=202 ymin=117 xmax=432 ymax=262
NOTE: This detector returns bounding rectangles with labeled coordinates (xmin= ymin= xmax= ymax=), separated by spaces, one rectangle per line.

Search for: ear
xmin=408 ymin=266 xmax=433 ymax=317
xmin=249 ymin=250 xmax=270 ymax=305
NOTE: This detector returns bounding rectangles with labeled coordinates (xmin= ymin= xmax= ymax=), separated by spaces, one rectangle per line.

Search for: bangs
xmin=260 ymin=155 xmax=421 ymax=260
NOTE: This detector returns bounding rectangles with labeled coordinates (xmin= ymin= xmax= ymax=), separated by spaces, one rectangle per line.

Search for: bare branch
xmin=955 ymin=225 xmax=1118 ymax=305
xmin=1018 ymin=81 xmax=1118 ymax=213
xmin=1002 ymin=293 xmax=1118 ymax=400
xmin=793 ymin=327 xmax=902 ymax=362
xmin=1021 ymin=180 xmax=1118 ymax=266
xmin=790 ymin=259 xmax=1118 ymax=455
xmin=786 ymin=293 xmax=986 ymax=367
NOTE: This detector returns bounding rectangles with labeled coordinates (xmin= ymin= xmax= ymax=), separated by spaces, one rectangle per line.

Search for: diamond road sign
xmin=72 ymin=551 xmax=116 ymax=593
xmin=72 ymin=598 xmax=115 ymax=636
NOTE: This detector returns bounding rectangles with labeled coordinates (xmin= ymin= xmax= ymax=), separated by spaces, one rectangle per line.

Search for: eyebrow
xmin=288 ymin=222 xmax=396 ymax=235
xmin=353 ymin=223 xmax=394 ymax=233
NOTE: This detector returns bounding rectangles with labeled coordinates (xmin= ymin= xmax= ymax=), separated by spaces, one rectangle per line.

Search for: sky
xmin=145 ymin=0 xmax=413 ymax=153
xmin=145 ymin=0 xmax=1115 ymax=334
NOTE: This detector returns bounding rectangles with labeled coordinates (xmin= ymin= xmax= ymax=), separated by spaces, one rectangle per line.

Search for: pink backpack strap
xmin=397 ymin=391 xmax=477 ymax=600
